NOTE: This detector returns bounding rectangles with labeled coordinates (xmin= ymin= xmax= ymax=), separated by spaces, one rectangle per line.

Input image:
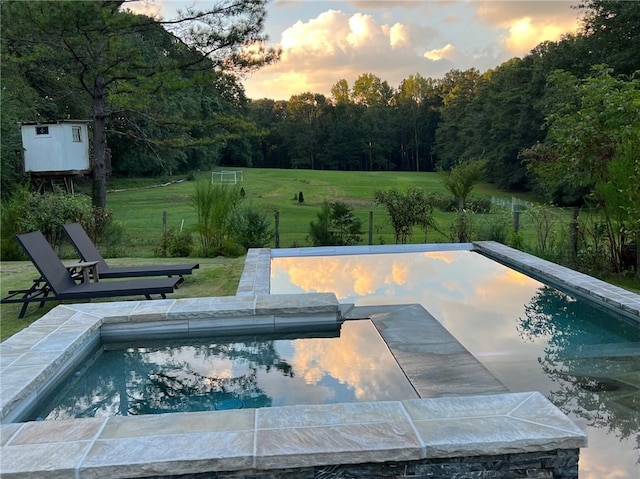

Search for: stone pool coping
xmin=3 ymin=241 xmax=627 ymax=478
xmin=474 ymin=241 xmax=640 ymax=323
xmin=1 ymin=391 xmax=585 ymax=479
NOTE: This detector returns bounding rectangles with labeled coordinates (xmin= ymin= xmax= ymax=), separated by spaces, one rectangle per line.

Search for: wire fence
xmin=490 ymin=196 xmax=532 ymax=212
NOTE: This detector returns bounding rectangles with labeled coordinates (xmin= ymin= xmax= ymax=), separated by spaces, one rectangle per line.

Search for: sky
xmin=130 ymin=0 xmax=583 ymax=100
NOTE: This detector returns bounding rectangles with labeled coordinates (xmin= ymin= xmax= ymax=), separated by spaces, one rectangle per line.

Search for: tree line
xmin=1 ymin=0 xmax=638 ymax=213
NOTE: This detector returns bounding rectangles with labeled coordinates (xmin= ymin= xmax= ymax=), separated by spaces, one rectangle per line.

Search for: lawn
xmin=2 ymin=168 xmax=637 ymax=339
xmin=0 ymin=256 xmax=245 ymax=340
xmin=101 ymin=168 xmax=538 ymax=255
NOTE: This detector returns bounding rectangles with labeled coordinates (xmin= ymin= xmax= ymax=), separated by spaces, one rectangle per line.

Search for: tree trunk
xmin=91 ymin=76 xmax=108 ymax=208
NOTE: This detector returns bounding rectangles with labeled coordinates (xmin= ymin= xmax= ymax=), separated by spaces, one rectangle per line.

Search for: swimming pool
xmin=2 ymin=242 xmax=635 ymax=478
xmin=32 ymin=320 xmax=418 ymax=419
xmin=271 ymin=249 xmax=640 ymax=479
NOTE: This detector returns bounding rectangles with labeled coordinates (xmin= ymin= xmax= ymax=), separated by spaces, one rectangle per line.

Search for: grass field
xmin=2 ymin=168 xmax=637 ymax=339
xmin=101 ymin=168 xmax=542 ymax=255
xmin=0 ymin=256 xmax=245 ymax=340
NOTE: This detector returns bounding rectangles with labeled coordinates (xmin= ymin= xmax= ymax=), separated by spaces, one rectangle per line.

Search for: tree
xmin=394 ymin=73 xmax=441 ymax=172
xmin=577 ymin=0 xmax=640 ymax=76
xmin=331 ymin=79 xmax=351 ymax=104
xmin=440 ymin=159 xmax=487 ymax=211
xmin=527 ymin=67 xmax=640 ymax=273
xmin=285 ymin=92 xmax=328 ymax=169
xmin=352 ymin=73 xmax=393 ymax=107
xmin=374 ymin=187 xmax=434 ymax=244
xmin=2 ymin=0 xmax=278 ymax=208
xmin=308 ymin=201 xmax=363 ymax=246
xmin=433 ymin=68 xmax=481 ymax=169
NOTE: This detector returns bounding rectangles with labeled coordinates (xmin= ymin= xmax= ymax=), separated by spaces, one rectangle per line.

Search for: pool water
xmin=33 ymin=320 xmax=418 ymax=420
xmin=271 ymin=250 xmax=640 ymax=479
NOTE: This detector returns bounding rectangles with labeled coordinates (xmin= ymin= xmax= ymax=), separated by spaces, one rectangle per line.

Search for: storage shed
xmin=21 ymin=120 xmax=91 ymax=175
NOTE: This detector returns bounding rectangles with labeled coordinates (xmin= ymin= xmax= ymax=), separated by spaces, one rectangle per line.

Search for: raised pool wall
xmin=4 ymin=241 xmax=637 ymax=478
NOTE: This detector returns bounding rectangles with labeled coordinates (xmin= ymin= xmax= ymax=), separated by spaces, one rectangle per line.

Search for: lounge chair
xmin=1 ymin=231 xmax=181 ymax=318
xmin=62 ymin=223 xmax=199 ymax=282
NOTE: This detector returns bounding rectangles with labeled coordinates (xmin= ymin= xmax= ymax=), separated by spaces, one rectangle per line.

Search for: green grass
xmin=0 ymin=256 xmax=245 ymax=340
xmin=97 ymin=168 xmax=535 ymax=254
xmin=2 ymin=168 xmax=638 ymax=338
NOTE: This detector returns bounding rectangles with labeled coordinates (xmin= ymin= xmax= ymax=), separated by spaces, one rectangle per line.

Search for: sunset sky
xmin=132 ymin=0 xmax=582 ymax=100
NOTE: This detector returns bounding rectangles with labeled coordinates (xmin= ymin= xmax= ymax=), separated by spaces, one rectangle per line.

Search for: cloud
xmin=473 ymin=1 xmax=580 ymax=56
xmin=244 ymin=9 xmax=444 ymax=99
xmin=141 ymin=1 xmax=581 ymax=100
xmin=424 ymin=43 xmax=456 ymax=61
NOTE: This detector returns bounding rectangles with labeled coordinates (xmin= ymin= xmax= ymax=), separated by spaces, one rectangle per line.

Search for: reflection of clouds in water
xmin=257 ymin=367 xmax=338 ymax=406
xmin=272 ymin=250 xmax=547 ymax=367
xmin=287 ymin=322 xmax=414 ymax=402
xmin=387 ymin=261 xmax=408 ymax=286
xmin=271 ymin=251 xmax=542 ymax=317
xmin=578 ymin=428 xmax=639 ymax=479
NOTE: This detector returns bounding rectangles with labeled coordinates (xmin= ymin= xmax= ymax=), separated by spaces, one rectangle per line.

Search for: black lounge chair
xmin=1 ymin=231 xmax=181 ymax=318
xmin=62 ymin=223 xmax=199 ymax=282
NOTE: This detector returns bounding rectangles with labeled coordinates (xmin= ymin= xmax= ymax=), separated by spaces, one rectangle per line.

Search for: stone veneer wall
xmin=157 ymin=449 xmax=579 ymax=478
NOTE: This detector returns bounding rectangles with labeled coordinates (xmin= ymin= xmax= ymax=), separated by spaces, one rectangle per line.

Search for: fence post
xmin=162 ymin=211 xmax=168 ymax=235
xmin=570 ymin=207 xmax=579 ymax=264
xmin=274 ymin=210 xmax=280 ymax=249
xmin=368 ymin=211 xmax=373 ymax=245
xmin=513 ymin=211 xmax=520 ymax=233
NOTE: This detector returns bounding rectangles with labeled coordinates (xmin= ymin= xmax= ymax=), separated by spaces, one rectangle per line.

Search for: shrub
xmin=1 ymin=187 xmax=96 ymax=259
xmin=235 ymin=206 xmax=274 ymax=249
xmin=156 ymin=228 xmax=194 ymax=257
xmin=476 ymin=207 xmax=511 ymax=243
xmin=374 ymin=187 xmax=433 ymax=244
xmin=308 ymin=201 xmax=363 ymax=246
xmin=298 ymin=191 xmax=304 ymax=203
xmin=428 ymin=193 xmax=491 ymax=213
xmin=218 ymin=240 xmax=246 ymax=258
xmin=448 ymin=210 xmax=475 ymax=243
xmin=191 ymin=181 xmax=242 ymax=256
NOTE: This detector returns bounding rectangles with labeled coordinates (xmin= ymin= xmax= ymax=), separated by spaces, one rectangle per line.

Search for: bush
xmin=298 ymin=191 xmax=304 ymax=203
xmin=308 ymin=201 xmax=362 ymax=246
xmin=191 ymin=181 xmax=242 ymax=256
xmin=476 ymin=208 xmax=511 ymax=243
xmin=156 ymin=228 xmax=194 ymax=257
xmin=428 ymin=193 xmax=491 ymax=213
xmin=234 ymin=206 xmax=274 ymax=249
xmin=218 ymin=240 xmax=246 ymax=258
xmin=448 ymin=210 xmax=475 ymax=243
xmin=1 ymin=187 xmax=95 ymax=259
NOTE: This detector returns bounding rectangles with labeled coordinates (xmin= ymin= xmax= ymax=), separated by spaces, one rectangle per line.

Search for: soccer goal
xmin=211 ymin=170 xmax=244 ymax=185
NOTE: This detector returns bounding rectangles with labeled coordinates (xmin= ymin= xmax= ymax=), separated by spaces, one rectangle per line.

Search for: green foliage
xmin=429 ymin=193 xmax=492 ymax=213
xmin=508 ymin=230 xmax=524 ymax=250
xmin=439 ymin=159 xmax=487 ymax=211
xmin=156 ymin=228 xmax=194 ymax=258
xmin=234 ymin=206 xmax=274 ymax=249
xmin=191 ymin=181 xmax=242 ymax=256
xmin=528 ymin=67 xmax=640 ymax=273
xmin=449 ymin=210 xmax=475 ymax=243
xmin=476 ymin=208 xmax=512 ymax=243
xmin=525 ymin=204 xmax=561 ymax=256
xmin=1 ymin=0 xmax=277 ymax=207
xmin=298 ymin=191 xmax=304 ymax=203
xmin=1 ymin=187 xmax=94 ymax=258
xmin=374 ymin=187 xmax=434 ymax=244
xmin=308 ymin=201 xmax=363 ymax=246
